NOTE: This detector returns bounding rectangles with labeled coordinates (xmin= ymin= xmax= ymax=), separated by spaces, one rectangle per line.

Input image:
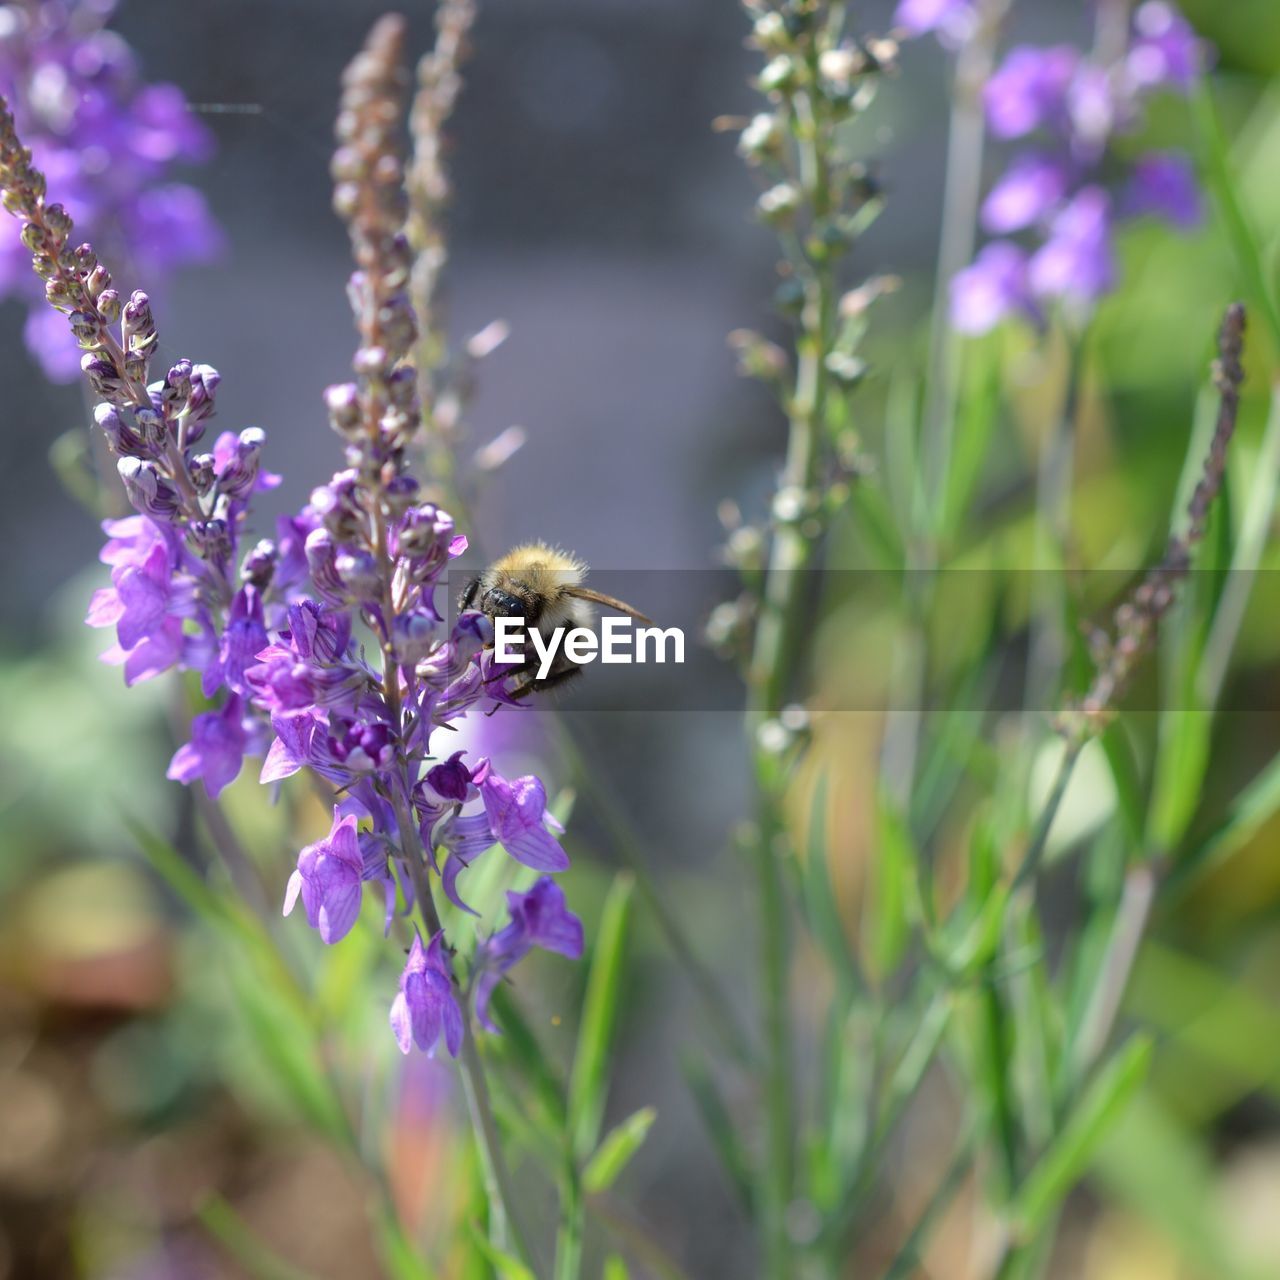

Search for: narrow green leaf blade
xmin=583 ymin=1106 xmax=657 ymax=1194
xmin=569 ymin=873 xmax=634 ymax=1157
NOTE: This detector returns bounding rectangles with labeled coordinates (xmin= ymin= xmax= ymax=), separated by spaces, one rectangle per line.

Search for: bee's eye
xmin=485 ymin=589 xmax=527 ymax=619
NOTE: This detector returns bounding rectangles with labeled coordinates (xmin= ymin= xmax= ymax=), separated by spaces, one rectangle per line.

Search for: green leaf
xmin=466 ymin=1226 xmax=536 ymax=1280
xmin=801 ymin=771 xmax=859 ymax=987
xmin=582 ymin=1106 xmax=657 ymax=1194
xmin=1011 ymin=1034 xmax=1153 ymax=1236
xmin=682 ymin=1053 xmax=754 ymax=1213
xmin=1146 ymin=708 xmax=1212 ymax=851
xmin=1169 ymin=748 xmax=1280 ymax=896
xmin=199 ymin=1195 xmax=321 ymax=1280
xmin=568 ymin=873 xmax=634 ymax=1157
xmin=371 ymin=1200 xmax=437 ymax=1280
xmin=603 ymin=1258 xmax=631 ymax=1280
xmin=864 ymin=792 xmax=916 ymax=980
xmin=1193 ymin=79 xmax=1280 ymax=349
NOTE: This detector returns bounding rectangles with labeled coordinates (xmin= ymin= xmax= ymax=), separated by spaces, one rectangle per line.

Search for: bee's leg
xmin=459 ymin=576 xmax=481 ymax=611
xmin=530 ymin=653 xmax=582 ymax=695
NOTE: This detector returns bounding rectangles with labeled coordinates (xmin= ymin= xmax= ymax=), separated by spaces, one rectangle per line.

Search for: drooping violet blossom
xmin=903 ymin=1 xmax=1209 ymax=330
xmin=390 ymin=930 xmax=465 ymax=1057
xmin=283 ymin=808 xmax=366 ymax=944
xmin=475 ymin=877 xmax=585 ymax=1032
xmin=0 ymin=11 xmax=582 ymax=1063
xmin=0 ymin=0 xmax=221 ymax=379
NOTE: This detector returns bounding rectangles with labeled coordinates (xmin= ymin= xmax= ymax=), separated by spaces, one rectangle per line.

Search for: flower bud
xmin=118 ymin=456 xmax=179 ymax=519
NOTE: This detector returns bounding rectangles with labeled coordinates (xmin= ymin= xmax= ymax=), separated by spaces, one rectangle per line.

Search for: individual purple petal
xmin=1066 ymin=64 xmax=1118 ymax=157
xmin=950 ymin=241 xmax=1038 ymax=334
xmin=1029 ymin=186 xmax=1116 ymax=305
xmin=1127 ymin=1 xmax=1202 ymax=94
xmin=980 ymin=151 xmax=1071 ymax=233
xmin=1125 ymin=151 xmax=1202 ymax=229
xmin=984 ymin=45 xmax=1078 ymax=139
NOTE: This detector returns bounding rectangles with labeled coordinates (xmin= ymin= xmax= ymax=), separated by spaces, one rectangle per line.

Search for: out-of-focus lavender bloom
xmin=950 ymin=241 xmax=1038 ymax=335
xmin=1127 ymin=1 xmax=1202 ymax=93
xmin=981 ymin=151 xmax=1072 ymax=234
xmin=0 ymin=0 xmax=221 ymax=378
xmin=984 ymin=46 xmax=1078 ymax=139
xmin=1125 ymin=150 xmax=1201 ymax=229
xmin=949 ymin=3 xmax=1207 ymax=330
xmin=390 ymin=931 xmax=464 ymax=1057
xmin=475 ymin=877 xmax=584 ymax=1031
xmin=892 ymin=0 xmax=975 ymax=46
xmin=1029 ymin=186 xmax=1116 ymax=307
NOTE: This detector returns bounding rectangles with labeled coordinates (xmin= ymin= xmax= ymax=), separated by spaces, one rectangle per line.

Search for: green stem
xmin=553 ymin=1169 xmax=584 ymax=1280
xmin=744 ymin=76 xmax=837 ymax=1277
xmin=390 ymin=789 xmax=537 ymax=1270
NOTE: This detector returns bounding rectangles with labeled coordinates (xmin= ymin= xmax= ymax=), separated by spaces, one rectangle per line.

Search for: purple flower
xmin=283 ymin=808 xmax=366 ymax=944
xmin=478 ymin=763 xmax=570 ymax=872
xmin=981 ymin=151 xmax=1072 ymax=233
xmin=950 ymin=241 xmax=1038 ymax=334
xmin=1029 ymin=186 xmax=1116 ymax=306
xmin=390 ymin=931 xmax=464 ymax=1056
xmin=167 ymin=694 xmax=249 ymax=799
xmin=984 ymin=46 xmax=1078 ymax=139
xmin=893 ymin=0 xmax=975 ymax=45
xmin=0 ymin=0 xmax=221 ymax=380
xmin=1127 ymin=2 xmax=1201 ymax=94
xmin=475 ymin=878 xmax=584 ymax=1031
xmin=1125 ymin=151 xmax=1201 ymax=229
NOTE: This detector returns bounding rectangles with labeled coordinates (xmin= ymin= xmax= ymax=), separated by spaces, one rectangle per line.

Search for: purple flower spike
xmin=1128 ymin=2 xmax=1202 ymax=94
xmin=984 ymin=46 xmax=1078 ymax=139
xmin=283 ymin=808 xmax=366 ymax=943
xmin=478 ymin=765 xmax=570 ymax=872
xmin=390 ymin=931 xmax=464 ymax=1057
xmin=1125 ymin=151 xmax=1202 ymax=229
xmin=981 ymin=151 xmax=1072 ymax=233
xmin=950 ymin=241 xmax=1037 ymax=335
xmin=1029 ymin=186 xmax=1116 ymax=306
xmin=167 ymin=694 xmax=249 ymax=800
xmin=893 ymin=0 xmax=976 ymax=45
xmin=475 ymin=877 xmax=584 ymax=1031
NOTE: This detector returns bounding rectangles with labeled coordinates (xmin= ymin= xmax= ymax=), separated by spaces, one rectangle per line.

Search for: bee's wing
xmin=565 ymin=587 xmax=654 ymax=626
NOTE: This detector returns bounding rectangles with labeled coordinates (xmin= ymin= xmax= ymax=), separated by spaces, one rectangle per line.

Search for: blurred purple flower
xmin=390 ymin=930 xmax=464 ymax=1057
xmin=981 ymin=151 xmax=1071 ymax=233
xmin=1029 ymin=186 xmax=1116 ymax=306
xmin=1125 ymin=150 xmax=1202 ymax=229
xmin=0 ymin=0 xmax=222 ymax=379
xmin=475 ymin=877 xmax=584 ymax=1031
xmin=283 ymin=808 xmax=366 ymax=943
xmin=1127 ymin=1 xmax=1202 ymax=93
xmin=950 ymin=241 xmax=1037 ymax=334
xmin=893 ymin=0 xmax=976 ymax=45
xmin=984 ymin=46 xmax=1078 ymax=139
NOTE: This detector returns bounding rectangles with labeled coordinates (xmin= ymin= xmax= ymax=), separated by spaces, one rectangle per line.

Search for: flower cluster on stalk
xmin=897 ymin=0 xmax=1207 ymax=332
xmin=0 ymin=0 xmax=220 ymax=378
xmin=0 ymin=13 xmax=581 ymax=1058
